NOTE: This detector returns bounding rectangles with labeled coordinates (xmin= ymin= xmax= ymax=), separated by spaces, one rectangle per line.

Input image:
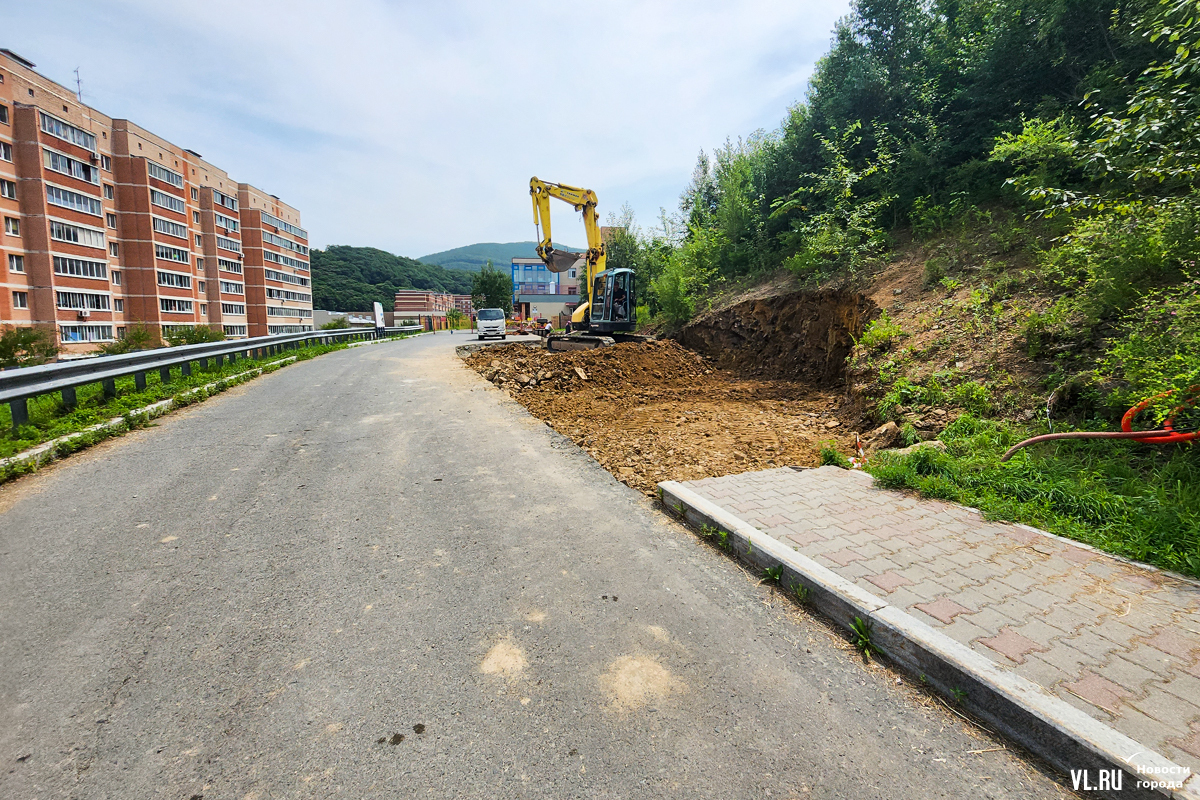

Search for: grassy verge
xmin=0 ymin=334 xmax=414 ymax=462
xmin=864 ymin=415 xmax=1200 ymax=578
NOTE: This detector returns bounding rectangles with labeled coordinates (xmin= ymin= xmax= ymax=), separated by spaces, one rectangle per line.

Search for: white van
xmin=476 ymin=308 xmax=506 ymax=340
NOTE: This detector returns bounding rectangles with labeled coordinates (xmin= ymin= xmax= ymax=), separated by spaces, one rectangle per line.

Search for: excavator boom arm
xmin=529 ymin=178 xmax=607 ymax=325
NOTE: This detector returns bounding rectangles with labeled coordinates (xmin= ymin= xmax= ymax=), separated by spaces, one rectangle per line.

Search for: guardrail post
xmin=10 ymin=398 xmax=29 ymax=429
xmin=135 ymin=372 xmax=147 ymax=391
xmin=199 ymin=358 xmax=208 ymax=371
xmin=215 ymin=354 xmax=224 ymax=367
xmin=182 ymin=361 xmax=192 ymax=377
xmin=62 ymin=387 xmax=76 ymax=409
xmin=102 ymin=378 xmax=116 ymax=399
xmin=160 ymin=366 xmax=171 ymax=383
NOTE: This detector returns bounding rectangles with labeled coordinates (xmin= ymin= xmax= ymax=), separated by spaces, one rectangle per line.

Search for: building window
xmin=157 ymin=270 xmax=192 ymax=288
xmin=109 ymin=242 xmax=119 ymax=257
xmin=12 ymin=290 xmax=27 ymax=308
xmin=152 ymin=215 xmax=187 ymax=239
xmin=47 ymin=184 xmax=102 ymax=216
xmin=219 ymin=279 xmax=244 ymax=295
xmin=200 ymin=303 xmax=207 ymax=315
xmin=218 ymin=258 xmax=242 ymax=274
xmin=4 ymin=217 xmax=18 ymax=235
xmin=56 ymin=290 xmax=111 ymax=310
xmin=154 ymin=243 xmax=190 ymax=264
xmin=43 ymin=148 xmax=101 ymax=184
xmin=39 ymin=111 xmax=96 ymax=151
xmin=116 ymin=326 xmax=125 ymax=339
xmin=216 ymin=235 xmax=240 ymax=253
xmin=198 ymin=281 xmax=206 ymax=292
xmin=221 ymin=302 xmax=245 ymax=315
xmin=53 ymin=256 xmax=107 ymax=279
xmin=191 ymin=187 xmax=198 ymax=201
xmin=0 ymin=104 xmax=7 ymax=124
xmin=111 ymin=270 xmax=121 ymax=285
xmin=0 ymin=142 xmax=10 ymax=161
xmin=104 ymin=184 xmax=114 ymax=200
xmin=114 ymin=298 xmax=124 ymax=312
xmin=101 ymin=154 xmax=111 ymax=171
xmin=9 ymin=254 xmax=24 ymax=272
xmin=59 ymin=324 xmax=114 ymax=342
xmin=159 ymin=297 xmax=193 ymax=313
xmin=223 ymin=324 xmax=247 ymax=336
xmin=50 ymin=220 xmax=106 ymax=249
xmin=195 ymin=234 xmax=202 ymax=246
xmin=0 ymin=179 xmax=15 ymax=199
xmin=150 ymin=189 xmax=185 ymax=214
xmin=196 ymin=257 xmax=204 ymax=269
xmin=106 ymin=213 xmax=117 ymax=229
xmin=193 ymin=210 xmax=200 ymax=224
xmin=146 ymin=161 xmax=183 ymax=188
xmin=214 ymin=212 xmax=239 ymax=232
xmin=268 ymin=307 xmax=313 ymax=318
xmin=266 ymin=287 xmax=310 ymax=303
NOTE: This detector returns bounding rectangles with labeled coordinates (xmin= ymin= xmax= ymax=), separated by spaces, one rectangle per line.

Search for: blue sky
xmin=8 ymin=0 xmax=850 ymax=257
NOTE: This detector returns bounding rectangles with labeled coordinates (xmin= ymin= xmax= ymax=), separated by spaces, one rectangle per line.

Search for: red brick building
xmin=0 ymin=49 xmax=311 ymax=352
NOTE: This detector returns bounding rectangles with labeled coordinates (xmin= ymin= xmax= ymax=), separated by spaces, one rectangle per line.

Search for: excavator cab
xmin=588 ymin=268 xmax=635 ymax=333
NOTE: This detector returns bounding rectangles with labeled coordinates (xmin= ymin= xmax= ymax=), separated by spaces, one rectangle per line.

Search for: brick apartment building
xmin=394 ymin=290 xmax=473 ymax=316
xmin=0 ymin=49 xmax=312 ymax=353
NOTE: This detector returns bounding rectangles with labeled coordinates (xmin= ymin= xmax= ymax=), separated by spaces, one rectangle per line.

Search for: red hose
xmin=1000 ymin=385 xmax=1199 ymax=462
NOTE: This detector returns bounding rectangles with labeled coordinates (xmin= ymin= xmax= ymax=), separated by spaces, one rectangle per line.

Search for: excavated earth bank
xmin=676 ymin=290 xmax=876 ymax=386
xmin=463 ymin=335 xmax=863 ymax=496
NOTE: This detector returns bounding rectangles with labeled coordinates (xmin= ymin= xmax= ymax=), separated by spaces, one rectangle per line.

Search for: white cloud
xmin=9 ymin=0 xmax=848 ymax=256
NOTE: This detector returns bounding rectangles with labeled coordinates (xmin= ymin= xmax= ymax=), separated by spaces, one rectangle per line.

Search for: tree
xmin=98 ymin=323 xmax=160 ymax=355
xmin=0 ymin=326 xmax=59 ymax=368
xmin=445 ymin=308 xmax=466 ymax=330
xmin=320 ymin=316 xmax=351 ymax=330
xmin=164 ymin=325 xmax=225 ymax=346
xmin=471 ymin=260 xmax=513 ymax=315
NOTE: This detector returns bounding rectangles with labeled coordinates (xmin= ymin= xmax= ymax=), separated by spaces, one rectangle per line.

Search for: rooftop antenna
xmin=74 ymin=67 xmax=83 ymax=102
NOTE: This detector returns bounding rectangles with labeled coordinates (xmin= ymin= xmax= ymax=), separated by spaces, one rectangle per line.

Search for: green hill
xmin=419 ymin=241 xmax=582 ymax=272
xmin=311 ymin=245 xmax=474 ymax=312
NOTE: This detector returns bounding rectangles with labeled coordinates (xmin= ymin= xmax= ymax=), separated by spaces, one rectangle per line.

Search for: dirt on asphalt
xmin=463 ymin=340 xmax=863 ymax=496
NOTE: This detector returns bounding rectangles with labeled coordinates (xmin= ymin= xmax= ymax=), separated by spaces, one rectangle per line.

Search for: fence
xmin=0 ymin=326 xmax=421 ymax=429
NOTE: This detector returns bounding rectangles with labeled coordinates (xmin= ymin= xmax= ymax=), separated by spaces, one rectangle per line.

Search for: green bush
xmin=164 ymin=325 xmax=225 ymax=346
xmin=0 ymin=326 xmax=58 ymax=368
xmin=1098 ymin=277 xmax=1200 ymax=421
xmin=858 ymin=310 xmax=904 ymax=350
xmin=820 ymin=444 xmax=851 ymax=468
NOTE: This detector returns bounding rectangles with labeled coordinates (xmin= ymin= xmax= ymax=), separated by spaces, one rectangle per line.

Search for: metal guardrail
xmin=1 ymin=326 xmax=422 ymax=428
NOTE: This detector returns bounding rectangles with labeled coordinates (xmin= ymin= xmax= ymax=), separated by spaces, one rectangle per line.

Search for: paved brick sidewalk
xmin=680 ymin=466 xmax=1200 ymax=774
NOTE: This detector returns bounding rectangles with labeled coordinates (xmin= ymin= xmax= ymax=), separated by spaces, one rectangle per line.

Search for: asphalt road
xmin=0 ymin=333 xmax=1070 ymax=799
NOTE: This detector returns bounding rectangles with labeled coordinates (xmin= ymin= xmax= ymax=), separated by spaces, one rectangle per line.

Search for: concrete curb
xmin=659 ymin=479 xmax=1199 ymax=800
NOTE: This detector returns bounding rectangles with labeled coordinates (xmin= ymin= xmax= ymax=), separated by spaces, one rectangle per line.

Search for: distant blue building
xmin=511 ymin=257 xmax=579 ymax=300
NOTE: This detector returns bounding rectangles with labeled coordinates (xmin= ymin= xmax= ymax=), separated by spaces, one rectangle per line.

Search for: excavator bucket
xmin=545 ymin=250 xmax=584 ymax=273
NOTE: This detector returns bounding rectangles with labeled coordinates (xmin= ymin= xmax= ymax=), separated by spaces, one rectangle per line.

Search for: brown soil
xmin=464 ymin=340 xmax=861 ymax=496
xmin=677 ymin=289 xmax=876 ymax=385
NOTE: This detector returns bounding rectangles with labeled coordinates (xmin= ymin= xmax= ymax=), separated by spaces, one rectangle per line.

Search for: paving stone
xmin=865 ymin=570 xmax=912 ymax=594
xmin=1168 ymin=722 xmax=1200 ymax=760
xmin=785 ymin=530 xmax=828 ymax=548
xmin=1055 ymin=686 xmax=1115 ymax=723
xmin=1010 ymin=618 xmax=1064 ymax=649
xmin=1145 ymin=627 xmax=1200 ymax=661
xmin=1032 ymin=642 xmax=1095 ymax=675
xmin=939 ymin=615 xmax=990 ymax=645
xmin=1120 ymin=643 xmax=1183 ymax=679
xmin=1128 ymin=687 xmax=1196 ymax=736
xmin=973 ymin=579 xmax=1022 ymax=604
xmin=1096 ymin=655 xmax=1161 ymax=698
xmin=914 ymin=597 xmax=973 ymax=624
xmin=1109 ymin=706 xmax=1183 ymax=755
xmin=979 ymin=626 xmax=1046 ymax=664
xmin=823 ymin=548 xmax=865 ymax=567
xmin=1015 ymin=656 xmax=1072 ymax=691
xmin=1061 ymin=672 xmax=1134 ymax=713
xmin=1038 ymin=604 xmax=1092 ymax=636
xmin=958 ymin=605 xmax=1011 ymax=635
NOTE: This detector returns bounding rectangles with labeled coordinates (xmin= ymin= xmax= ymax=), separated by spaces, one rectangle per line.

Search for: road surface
xmin=0 ymin=333 xmax=1070 ymax=798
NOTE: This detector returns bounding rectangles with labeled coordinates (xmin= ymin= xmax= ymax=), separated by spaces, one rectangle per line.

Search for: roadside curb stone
xmin=659 ymin=466 xmax=1200 ymax=799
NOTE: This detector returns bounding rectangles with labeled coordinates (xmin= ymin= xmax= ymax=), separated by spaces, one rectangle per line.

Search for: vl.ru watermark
xmin=1070 ymin=763 xmax=1191 ymax=792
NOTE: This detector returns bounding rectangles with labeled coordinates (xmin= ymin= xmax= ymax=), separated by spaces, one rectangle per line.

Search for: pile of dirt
xmin=676 ymin=290 xmax=876 ymax=386
xmin=464 ymin=340 xmax=860 ymax=496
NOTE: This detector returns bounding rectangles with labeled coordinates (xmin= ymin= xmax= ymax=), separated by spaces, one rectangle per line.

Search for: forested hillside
xmin=610 ymin=0 xmax=1200 ymax=574
xmin=419 ymin=241 xmax=581 ymax=272
xmin=311 ymin=246 xmax=474 ymax=311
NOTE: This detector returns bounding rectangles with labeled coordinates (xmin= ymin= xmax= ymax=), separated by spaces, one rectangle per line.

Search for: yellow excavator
xmin=530 ymin=177 xmax=637 ymax=349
